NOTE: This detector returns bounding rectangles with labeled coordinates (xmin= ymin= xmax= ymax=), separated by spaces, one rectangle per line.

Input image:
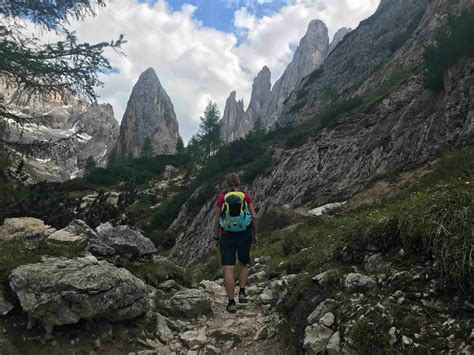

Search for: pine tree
xmin=84 ymin=156 xmax=97 ymax=177
xmin=198 ymin=101 xmax=222 ymax=160
xmin=140 ymin=136 xmax=154 ymax=160
xmin=176 ymin=137 xmax=185 ymax=155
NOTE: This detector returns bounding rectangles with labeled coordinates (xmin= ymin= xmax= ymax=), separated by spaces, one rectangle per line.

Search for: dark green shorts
xmin=219 ymin=228 xmax=252 ymax=266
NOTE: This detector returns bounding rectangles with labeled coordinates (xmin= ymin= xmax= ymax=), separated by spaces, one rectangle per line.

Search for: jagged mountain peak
xmin=116 ymin=67 xmax=180 ymax=157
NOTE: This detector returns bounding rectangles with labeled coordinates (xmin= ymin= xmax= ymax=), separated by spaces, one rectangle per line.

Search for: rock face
xmin=281 ymin=0 xmax=430 ymax=126
xmin=220 ymin=66 xmax=272 ymax=143
xmin=1 ymin=84 xmax=119 ymax=181
xmin=259 ymin=19 xmax=329 ymax=129
xmin=171 ymin=56 xmax=474 ymax=266
xmin=220 ymin=91 xmax=245 ymax=143
xmin=9 ymin=256 xmax=150 ymax=333
xmin=328 ymin=27 xmax=351 ymax=55
xmin=116 ymin=67 xmax=180 ymax=157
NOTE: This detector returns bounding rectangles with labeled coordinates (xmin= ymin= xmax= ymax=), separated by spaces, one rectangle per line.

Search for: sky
xmin=67 ymin=0 xmax=380 ymax=142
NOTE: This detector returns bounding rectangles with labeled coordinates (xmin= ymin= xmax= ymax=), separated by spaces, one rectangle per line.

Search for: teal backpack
xmin=219 ymin=191 xmax=252 ymax=232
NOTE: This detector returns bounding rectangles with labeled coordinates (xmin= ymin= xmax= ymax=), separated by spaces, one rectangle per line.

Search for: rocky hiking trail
xmin=130 ymin=256 xmax=285 ymax=355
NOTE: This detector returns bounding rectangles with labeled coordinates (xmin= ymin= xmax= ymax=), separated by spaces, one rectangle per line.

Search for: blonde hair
xmin=226 ymin=173 xmax=241 ymax=190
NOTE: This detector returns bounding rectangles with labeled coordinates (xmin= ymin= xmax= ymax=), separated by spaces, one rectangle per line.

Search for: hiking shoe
xmin=238 ymin=291 xmax=248 ymax=304
xmin=226 ymin=300 xmax=237 ymax=313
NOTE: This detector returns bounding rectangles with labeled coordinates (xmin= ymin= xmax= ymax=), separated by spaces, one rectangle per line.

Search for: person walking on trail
xmin=214 ymin=173 xmax=258 ymax=314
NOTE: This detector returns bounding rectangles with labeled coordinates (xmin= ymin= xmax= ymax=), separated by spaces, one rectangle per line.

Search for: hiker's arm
xmin=214 ymin=206 xmax=221 ymax=240
xmin=249 ymin=203 xmax=258 ymax=245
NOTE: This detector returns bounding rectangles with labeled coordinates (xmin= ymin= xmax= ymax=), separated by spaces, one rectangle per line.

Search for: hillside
xmin=0 ymin=0 xmax=473 ymax=354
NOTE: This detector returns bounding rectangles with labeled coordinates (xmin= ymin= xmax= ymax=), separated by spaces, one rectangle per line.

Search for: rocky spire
xmin=246 ymin=66 xmax=272 ymax=127
xmin=260 ymin=19 xmax=330 ymax=128
xmin=220 ymin=91 xmax=245 ymax=143
xmin=116 ymin=67 xmax=180 ymax=157
xmin=328 ymin=27 xmax=352 ymax=56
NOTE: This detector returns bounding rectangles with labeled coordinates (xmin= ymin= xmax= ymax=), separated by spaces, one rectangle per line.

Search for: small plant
xmin=424 ymin=11 xmax=474 ymax=90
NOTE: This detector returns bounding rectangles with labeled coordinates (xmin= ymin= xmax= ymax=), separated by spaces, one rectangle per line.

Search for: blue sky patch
xmin=138 ymin=0 xmax=286 ymax=33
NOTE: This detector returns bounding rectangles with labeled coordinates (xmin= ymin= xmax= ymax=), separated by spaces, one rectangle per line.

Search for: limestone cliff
xmin=259 ymin=19 xmax=329 ymax=129
xmin=170 ymin=0 xmax=474 ymax=265
xmin=220 ymin=91 xmax=245 ymax=143
xmin=116 ymin=67 xmax=180 ymax=157
xmin=1 ymin=85 xmax=119 ymax=182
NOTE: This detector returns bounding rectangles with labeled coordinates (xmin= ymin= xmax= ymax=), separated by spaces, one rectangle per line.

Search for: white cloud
xmin=64 ymin=0 xmax=379 ymax=142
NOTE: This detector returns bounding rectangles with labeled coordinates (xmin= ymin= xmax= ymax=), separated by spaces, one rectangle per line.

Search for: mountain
xmin=280 ymin=0 xmax=430 ymax=126
xmin=220 ymin=91 xmax=245 ymax=143
xmin=220 ymin=18 xmax=329 ymax=143
xmin=220 ymin=66 xmax=271 ymax=143
xmin=2 ymin=86 xmax=119 ymax=182
xmin=116 ymin=67 xmax=180 ymax=157
xmin=259 ymin=19 xmax=330 ymax=129
xmin=170 ymin=0 xmax=473 ymax=266
xmin=328 ymin=27 xmax=351 ymax=55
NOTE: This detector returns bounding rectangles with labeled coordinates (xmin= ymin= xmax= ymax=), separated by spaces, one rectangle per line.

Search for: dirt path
xmin=188 ymin=280 xmax=282 ymax=355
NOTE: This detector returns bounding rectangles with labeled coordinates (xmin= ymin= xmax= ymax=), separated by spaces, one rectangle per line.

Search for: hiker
xmin=214 ymin=172 xmax=258 ymax=313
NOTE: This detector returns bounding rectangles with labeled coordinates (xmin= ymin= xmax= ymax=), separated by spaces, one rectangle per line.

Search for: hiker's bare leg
xmin=223 ymin=266 xmax=235 ymax=299
xmin=239 ymin=263 xmax=249 ymax=289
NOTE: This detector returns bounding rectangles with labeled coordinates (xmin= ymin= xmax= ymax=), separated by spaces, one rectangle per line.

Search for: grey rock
xmin=312 ymin=269 xmax=338 ymax=286
xmin=260 ymin=19 xmax=329 ymax=128
xmin=303 ymin=323 xmax=333 ymax=354
xmin=180 ymin=328 xmax=207 ymax=348
xmin=326 ymin=330 xmax=340 ymax=354
xmin=319 ymin=312 xmax=335 ymax=327
xmin=307 ymin=299 xmax=338 ymax=325
xmin=365 ymin=253 xmax=385 ymax=272
xmin=402 ymin=335 xmax=413 ymax=346
xmin=163 ymin=288 xmax=213 ymax=319
xmin=155 ymin=313 xmax=175 ymax=344
xmin=328 ymin=27 xmax=351 ymax=56
xmin=2 ymin=81 xmax=119 ymax=182
xmin=47 ymin=229 xmax=87 ymax=249
xmin=220 ymin=91 xmax=245 ymax=143
xmin=159 ymin=279 xmax=178 ymax=292
xmin=8 ymin=256 xmax=150 ymax=333
xmin=344 ymin=273 xmax=377 ymax=290
xmin=248 ymin=271 xmax=267 ymax=284
xmin=116 ymin=67 xmax=180 ymax=157
xmin=0 ymin=217 xmax=54 ymax=241
xmin=91 ymin=222 xmax=156 ymax=258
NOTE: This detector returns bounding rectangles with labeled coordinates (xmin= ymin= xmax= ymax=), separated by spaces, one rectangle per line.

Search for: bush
xmin=242 ymin=150 xmax=273 ymax=182
xmin=424 ymin=11 xmax=474 ymax=90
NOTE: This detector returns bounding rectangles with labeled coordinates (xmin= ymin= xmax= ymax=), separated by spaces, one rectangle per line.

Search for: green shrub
xmin=242 ymin=150 xmax=273 ymax=182
xmin=424 ymin=11 xmax=474 ymax=90
xmin=303 ymin=67 xmax=324 ymax=88
xmin=319 ymin=97 xmax=363 ymax=128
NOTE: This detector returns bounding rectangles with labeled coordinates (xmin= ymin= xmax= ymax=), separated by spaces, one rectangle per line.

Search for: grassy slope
xmin=191 ymin=145 xmax=473 ymax=352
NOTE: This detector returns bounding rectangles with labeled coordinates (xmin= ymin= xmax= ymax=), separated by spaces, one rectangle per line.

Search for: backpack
xmin=219 ymin=191 xmax=252 ymax=232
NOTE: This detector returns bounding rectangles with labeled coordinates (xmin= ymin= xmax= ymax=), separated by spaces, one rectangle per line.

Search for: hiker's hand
xmin=252 ymin=234 xmax=259 ymax=246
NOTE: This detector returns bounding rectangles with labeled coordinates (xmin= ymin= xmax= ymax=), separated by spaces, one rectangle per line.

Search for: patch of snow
xmin=308 ymin=201 xmax=347 ymax=216
xmin=77 ymin=132 xmax=92 ymax=141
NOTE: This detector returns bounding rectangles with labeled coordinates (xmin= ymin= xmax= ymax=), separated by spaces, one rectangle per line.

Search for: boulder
xmin=9 ymin=256 xmax=150 ymax=333
xmin=47 ymin=229 xmax=87 ymax=249
xmin=91 ymin=222 xmax=156 ymax=258
xmin=326 ymin=330 xmax=340 ymax=354
xmin=155 ymin=313 xmax=175 ymax=344
xmin=163 ymin=289 xmax=213 ymax=319
xmin=307 ymin=299 xmax=338 ymax=325
xmin=180 ymin=328 xmax=207 ymax=348
xmin=304 ymin=323 xmax=334 ymax=354
xmin=320 ymin=312 xmax=335 ymax=327
xmin=344 ymin=273 xmax=377 ymax=290
xmin=365 ymin=253 xmax=385 ymax=272
xmin=0 ymin=217 xmax=54 ymax=249
xmin=312 ymin=269 xmax=338 ymax=286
